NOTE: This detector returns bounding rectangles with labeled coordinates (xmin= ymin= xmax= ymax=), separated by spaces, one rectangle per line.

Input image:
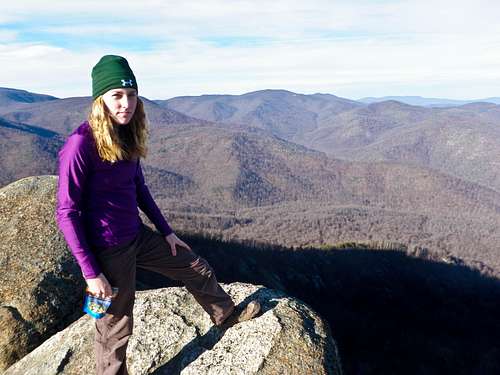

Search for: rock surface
xmin=0 ymin=176 xmax=85 ymax=371
xmin=4 ymin=283 xmax=343 ymax=375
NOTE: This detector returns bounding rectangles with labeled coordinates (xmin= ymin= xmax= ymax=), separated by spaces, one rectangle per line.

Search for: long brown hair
xmin=88 ymin=96 xmax=148 ymax=162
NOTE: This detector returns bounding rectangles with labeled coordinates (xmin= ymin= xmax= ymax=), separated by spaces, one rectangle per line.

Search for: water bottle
xmin=83 ymin=287 xmax=119 ymax=319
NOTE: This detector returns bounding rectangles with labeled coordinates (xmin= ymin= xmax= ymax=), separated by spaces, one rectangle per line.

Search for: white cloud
xmin=0 ymin=0 xmax=499 ymax=99
xmin=6 ymin=0 xmax=499 ymax=38
xmin=0 ymin=43 xmax=63 ymax=58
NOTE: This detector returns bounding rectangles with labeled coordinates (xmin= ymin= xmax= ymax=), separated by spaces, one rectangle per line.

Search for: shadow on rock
xmin=151 ymin=289 xmax=275 ymax=374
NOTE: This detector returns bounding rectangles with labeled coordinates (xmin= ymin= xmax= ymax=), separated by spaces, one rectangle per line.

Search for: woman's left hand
xmin=165 ymin=232 xmax=191 ymax=256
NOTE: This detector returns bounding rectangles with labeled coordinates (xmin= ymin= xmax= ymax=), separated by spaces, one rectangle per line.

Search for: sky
xmin=1 ymin=0 xmax=499 ymax=100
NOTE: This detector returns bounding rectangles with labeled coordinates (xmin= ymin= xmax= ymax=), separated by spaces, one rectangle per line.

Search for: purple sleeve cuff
xmin=135 ymin=160 xmax=174 ymax=236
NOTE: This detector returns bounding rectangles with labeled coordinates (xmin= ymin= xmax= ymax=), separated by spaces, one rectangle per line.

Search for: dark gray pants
xmin=93 ymin=224 xmax=235 ymax=375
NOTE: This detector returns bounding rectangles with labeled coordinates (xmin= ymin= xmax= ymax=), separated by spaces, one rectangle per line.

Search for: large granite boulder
xmin=0 ymin=176 xmax=85 ymax=371
xmin=4 ymin=283 xmax=343 ymax=375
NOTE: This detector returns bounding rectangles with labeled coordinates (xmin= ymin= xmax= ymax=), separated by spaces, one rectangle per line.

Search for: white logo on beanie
xmin=121 ymin=79 xmax=134 ymax=87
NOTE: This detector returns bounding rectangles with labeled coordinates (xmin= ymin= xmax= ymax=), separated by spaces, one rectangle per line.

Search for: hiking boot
xmin=218 ymin=300 xmax=261 ymax=330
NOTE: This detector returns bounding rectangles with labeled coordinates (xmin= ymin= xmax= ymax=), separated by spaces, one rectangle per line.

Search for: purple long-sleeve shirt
xmin=55 ymin=121 xmax=173 ymax=279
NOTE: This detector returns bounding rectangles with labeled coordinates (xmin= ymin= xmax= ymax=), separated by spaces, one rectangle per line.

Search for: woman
xmin=55 ymin=55 xmax=260 ymax=375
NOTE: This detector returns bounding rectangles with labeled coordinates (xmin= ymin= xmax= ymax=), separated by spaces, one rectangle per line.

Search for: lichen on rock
xmin=0 ymin=176 xmax=85 ymax=371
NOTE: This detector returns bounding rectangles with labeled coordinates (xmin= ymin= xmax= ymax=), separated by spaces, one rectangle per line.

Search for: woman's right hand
xmin=86 ymin=273 xmax=113 ymax=298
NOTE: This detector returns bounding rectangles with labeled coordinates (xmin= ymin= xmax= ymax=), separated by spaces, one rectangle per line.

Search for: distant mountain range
xmin=141 ymin=122 xmax=500 ymax=272
xmin=1 ymin=87 xmax=500 ymax=275
xmin=159 ymin=90 xmax=500 ymax=192
xmin=0 ymin=87 xmax=58 ymax=109
xmin=358 ymin=95 xmax=500 ymax=107
xmin=0 ymin=116 xmax=63 ymax=186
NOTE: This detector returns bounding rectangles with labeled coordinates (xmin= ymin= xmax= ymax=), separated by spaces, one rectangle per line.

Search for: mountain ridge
xmin=2 ymin=86 xmax=500 ymax=275
xmin=157 ymin=89 xmax=500 ymax=191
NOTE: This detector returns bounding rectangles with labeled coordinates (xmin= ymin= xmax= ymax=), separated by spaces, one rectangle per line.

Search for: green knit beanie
xmin=91 ymin=55 xmax=138 ymax=99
